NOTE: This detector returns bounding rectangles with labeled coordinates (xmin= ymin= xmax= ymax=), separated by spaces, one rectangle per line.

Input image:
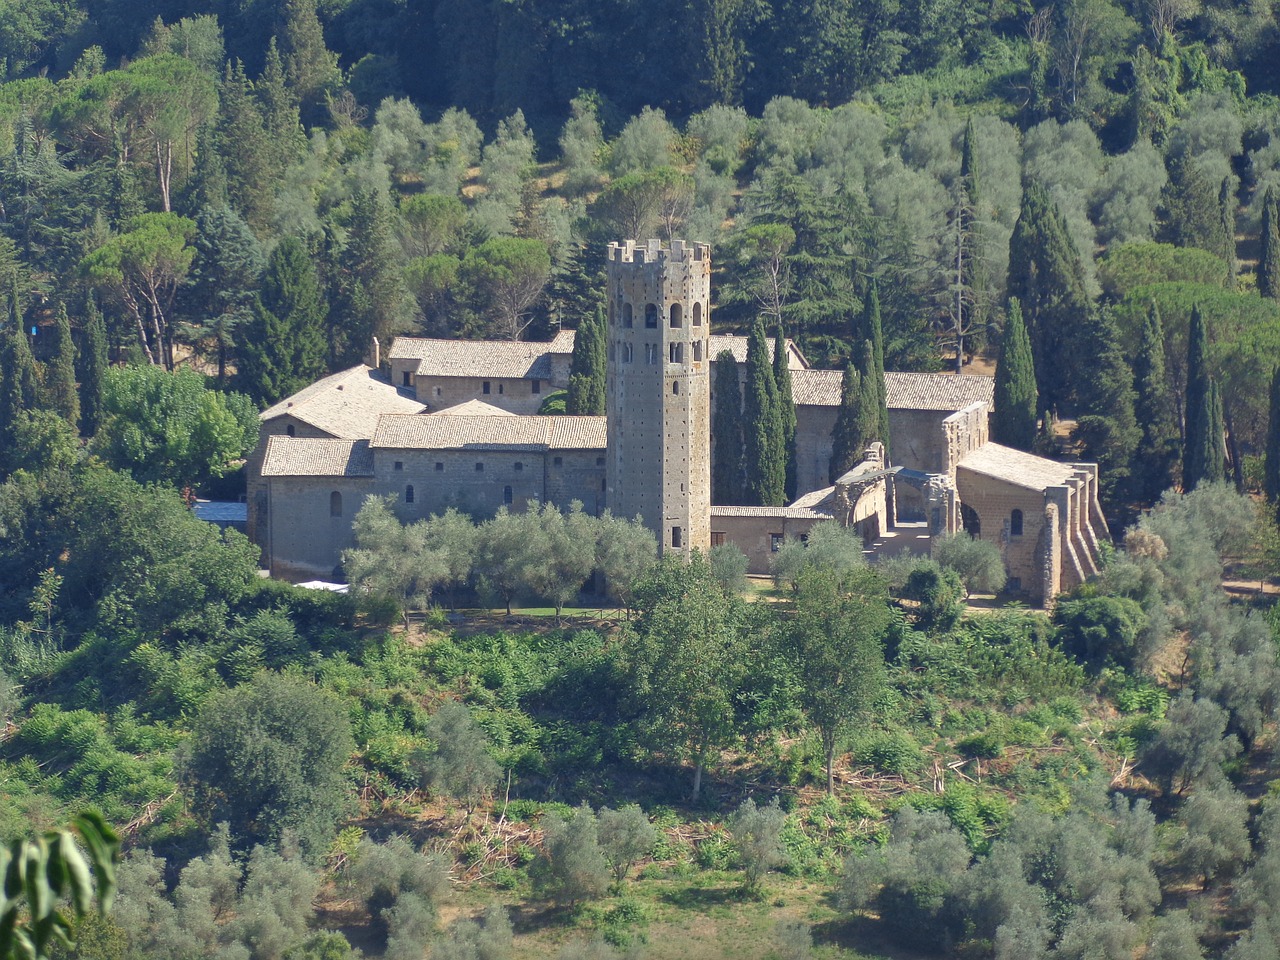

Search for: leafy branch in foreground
xmin=0 ymin=811 xmax=120 ymax=960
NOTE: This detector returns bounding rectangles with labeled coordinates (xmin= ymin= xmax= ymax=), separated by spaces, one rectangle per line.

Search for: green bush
xmin=853 ymin=730 xmax=926 ymax=777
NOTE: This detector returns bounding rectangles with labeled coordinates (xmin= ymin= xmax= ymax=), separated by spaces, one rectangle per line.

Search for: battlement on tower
xmin=607 ymin=239 xmax=711 ymax=265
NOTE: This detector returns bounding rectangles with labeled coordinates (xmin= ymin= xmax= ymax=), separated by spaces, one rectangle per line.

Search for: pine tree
xmin=1131 ymin=302 xmax=1181 ymax=502
xmin=78 ymin=293 xmax=108 ymax=437
xmin=257 ymin=39 xmax=306 ymax=175
xmin=567 ymin=307 xmax=606 ymax=415
xmin=991 ymin=298 xmax=1038 ymax=451
xmin=46 ymin=303 xmax=79 ymax=429
xmin=280 ymin=0 xmax=341 ymax=125
xmin=217 ymin=61 xmax=274 ymax=232
xmin=712 ymin=350 xmax=743 ymax=504
xmin=1007 ymin=185 xmax=1091 ymax=414
xmin=331 ymin=190 xmax=413 ymax=368
xmin=774 ymin=323 xmax=798 ymax=501
xmin=183 ymin=204 xmax=265 ymax=385
xmin=1072 ymin=307 xmax=1140 ymax=510
xmin=742 ymin=318 xmax=785 ymax=505
xmin=240 ymin=237 xmax=328 ymax=404
xmin=1259 ymin=186 xmax=1279 ymax=301
xmin=1265 ymin=366 xmax=1280 ymax=522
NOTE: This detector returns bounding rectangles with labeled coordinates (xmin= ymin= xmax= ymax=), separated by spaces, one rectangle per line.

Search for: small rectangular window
xmin=671 ymin=526 xmax=682 ymax=549
xmin=435 ymin=462 xmax=444 ymax=472
xmin=532 ymin=379 xmax=541 ymax=394
xmin=498 ymin=383 xmax=504 ymax=394
xmin=402 ymin=371 xmax=411 ymax=386
xmin=711 ymin=532 xmax=726 ymax=547
xmin=394 ymin=461 xmax=403 ymax=471
xmin=475 ymin=462 xmax=484 ymax=472
xmin=483 ymin=381 xmax=491 ymax=394
xmin=514 ymin=461 xmax=524 ymax=472
xmin=770 ymin=533 xmax=784 ymax=552
xmin=553 ymin=456 xmax=563 ymax=467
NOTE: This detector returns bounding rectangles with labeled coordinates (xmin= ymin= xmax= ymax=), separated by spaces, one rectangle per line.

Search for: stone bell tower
xmin=605 ymin=239 xmax=712 ymax=556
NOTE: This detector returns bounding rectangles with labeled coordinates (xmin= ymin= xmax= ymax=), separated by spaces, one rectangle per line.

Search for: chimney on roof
xmin=367 ymin=336 xmax=381 ymax=370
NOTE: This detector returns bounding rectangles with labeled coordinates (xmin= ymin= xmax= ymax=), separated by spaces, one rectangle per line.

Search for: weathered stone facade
xmin=605 ymin=239 xmax=712 ymax=556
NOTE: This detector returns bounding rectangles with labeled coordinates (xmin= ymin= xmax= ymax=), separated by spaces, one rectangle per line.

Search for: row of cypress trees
xmin=829 ymin=283 xmax=890 ymax=484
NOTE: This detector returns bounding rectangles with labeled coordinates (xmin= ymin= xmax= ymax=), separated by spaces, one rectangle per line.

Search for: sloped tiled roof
xmin=259 ymin=366 xmax=425 ymax=439
xmin=388 ymin=337 xmax=555 ymax=379
xmin=789 ymin=486 xmax=836 ymax=510
xmin=791 ymin=369 xmax=995 ymax=412
xmin=434 ymin=399 xmax=517 ymax=416
xmin=710 ymin=505 xmax=829 ymax=519
xmin=372 ymin=414 xmax=607 ymax=450
xmin=260 ymin=437 xmax=375 ymax=477
xmin=957 ymin=442 xmax=1076 ymax=491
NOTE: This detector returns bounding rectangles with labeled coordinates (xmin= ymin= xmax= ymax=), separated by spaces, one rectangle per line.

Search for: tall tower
xmin=606 ymin=239 xmax=712 ymax=557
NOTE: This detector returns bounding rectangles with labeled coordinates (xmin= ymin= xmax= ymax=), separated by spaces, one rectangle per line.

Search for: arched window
xmin=961 ymin=502 xmax=980 ymax=537
xmin=644 ymin=303 xmax=658 ymax=328
xmin=286 ymin=424 xmax=295 ymax=437
xmin=503 ymin=485 xmax=513 ymax=505
xmin=405 ymin=485 xmax=415 ymax=504
xmin=623 ymin=303 xmax=633 ymax=328
xmin=672 ymin=381 xmax=680 ymax=395
xmin=329 ymin=491 xmax=342 ymax=517
xmin=670 ymin=303 xmax=683 ymax=328
xmin=1010 ymin=509 xmax=1023 ymax=536
xmin=692 ymin=302 xmax=703 ymax=326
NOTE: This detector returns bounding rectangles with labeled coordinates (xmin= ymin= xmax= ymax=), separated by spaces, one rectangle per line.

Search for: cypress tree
xmin=991 ymin=298 xmax=1038 ymax=451
xmin=217 ymin=60 xmax=274 ymax=231
xmin=79 ymin=293 xmax=109 ymax=437
xmin=1265 ymin=366 xmax=1280 ymax=522
xmin=712 ymin=349 xmax=743 ymax=504
xmin=742 ymin=318 xmax=785 ymax=505
xmin=1201 ymin=379 xmax=1226 ymax=486
xmin=856 ymin=280 xmax=890 ymax=451
xmin=1007 ymin=185 xmax=1091 ymax=414
xmin=828 ymin=342 xmax=880 ymax=483
xmin=1072 ymin=307 xmax=1140 ymax=510
xmin=46 ymin=302 xmax=79 ymax=429
xmin=773 ymin=323 xmax=798 ymax=501
xmin=1132 ymin=302 xmax=1181 ymax=502
xmin=239 ymin=237 xmax=328 ymax=405
xmin=1259 ymin=186 xmax=1279 ymax=301
xmin=1183 ymin=307 xmax=1214 ymax=489
xmin=0 ymin=323 xmax=39 ymax=442
xmin=1218 ymin=177 xmax=1237 ymax=289
xmin=958 ymin=116 xmax=990 ymax=358
xmin=567 ymin=307 xmax=606 ymax=414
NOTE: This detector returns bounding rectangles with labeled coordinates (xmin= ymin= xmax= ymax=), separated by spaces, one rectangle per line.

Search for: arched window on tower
xmin=1010 ymin=509 xmax=1023 ymax=536
xmin=623 ymin=303 xmax=633 ymax=328
xmin=670 ymin=303 xmax=683 ymax=328
xmin=693 ymin=302 xmax=703 ymax=326
xmin=503 ymin=485 xmax=513 ymax=505
xmin=644 ymin=303 xmax=658 ymax=328
xmin=329 ymin=491 xmax=342 ymax=517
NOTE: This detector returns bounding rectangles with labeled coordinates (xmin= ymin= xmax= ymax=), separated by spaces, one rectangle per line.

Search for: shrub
xmin=932 ymin=533 xmax=1007 ymax=596
xmin=729 ymin=797 xmax=790 ymax=892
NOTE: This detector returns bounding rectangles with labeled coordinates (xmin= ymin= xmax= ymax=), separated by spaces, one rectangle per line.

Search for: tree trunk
xmin=826 ymin=746 xmax=835 ymax=796
xmin=691 ymin=761 xmax=703 ymax=799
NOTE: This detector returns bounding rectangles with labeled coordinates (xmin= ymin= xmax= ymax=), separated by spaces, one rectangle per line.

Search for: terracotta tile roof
xmin=259 ymin=366 xmax=425 ymax=439
xmin=710 ymin=505 xmax=829 ymax=520
xmin=260 ymin=437 xmax=375 ymax=477
xmin=789 ymin=486 xmax=836 ymax=509
xmin=791 ymin=369 xmax=995 ymax=411
xmin=433 ymin=399 xmax=517 ymax=416
xmin=372 ymin=414 xmax=607 ymax=451
xmin=956 ymin=442 xmax=1076 ymax=491
xmin=388 ymin=337 xmax=556 ymax=379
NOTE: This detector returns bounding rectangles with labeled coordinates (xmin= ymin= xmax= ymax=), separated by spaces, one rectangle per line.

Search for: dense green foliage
xmin=990 ymin=298 xmax=1037 ymax=450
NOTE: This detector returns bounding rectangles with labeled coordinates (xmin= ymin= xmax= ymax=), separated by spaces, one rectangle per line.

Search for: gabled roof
xmin=388 ymin=337 xmax=556 ymax=379
xmin=706 ymin=335 xmax=809 ymax=369
xmin=789 ymin=486 xmax=836 ymax=510
xmin=371 ymin=414 xmax=607 ymax=451
xmin=956 ymin=442 xmax=1076 ymax=491
xmin=260 ymin=437 xmax=375 ymax=477
xmin=791 ymin=369 xmax=996 ymax=412
xmin=434 ymin=399 xmax=517 ymax=416
xmin=259 ymin=366 xmax=425 ymax=439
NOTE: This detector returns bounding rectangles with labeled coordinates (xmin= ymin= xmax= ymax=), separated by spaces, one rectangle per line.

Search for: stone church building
xmin=247 ymin=239 xmax=1107 ymax=605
